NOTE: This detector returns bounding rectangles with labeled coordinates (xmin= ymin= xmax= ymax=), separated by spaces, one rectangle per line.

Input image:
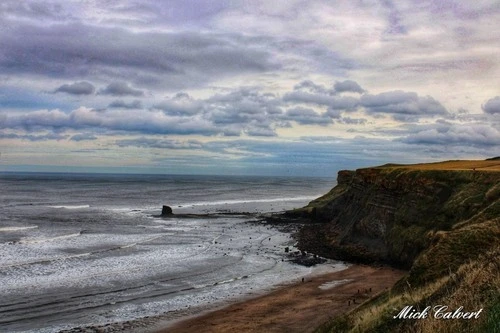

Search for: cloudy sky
xmin=0 ymin=0 xmax=499 ymax=176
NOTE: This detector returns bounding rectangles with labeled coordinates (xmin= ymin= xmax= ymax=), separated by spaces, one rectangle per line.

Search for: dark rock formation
xmin=289 ymin=166 xmax=500 ymax=270
xmin=161 ymin=205 xmax=173 ymax=216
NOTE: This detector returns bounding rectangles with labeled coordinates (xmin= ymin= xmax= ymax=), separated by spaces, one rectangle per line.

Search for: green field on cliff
xmin=290 ymin=159 xmax=499 ymax=333
xmin=377 ymin=159 xmax=500 ymax=171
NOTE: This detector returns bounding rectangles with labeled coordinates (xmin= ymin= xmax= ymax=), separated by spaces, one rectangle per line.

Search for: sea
xmin=0 ymin=172 xmax=342 ymax=332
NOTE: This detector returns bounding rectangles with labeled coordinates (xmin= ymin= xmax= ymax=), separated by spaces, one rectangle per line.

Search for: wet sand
xmin=155 ymin=265 xmax=406 ymax=333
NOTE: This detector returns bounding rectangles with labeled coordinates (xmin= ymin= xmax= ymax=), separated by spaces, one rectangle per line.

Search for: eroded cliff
xmin=286 ymin=161 xmax=500 ymax=332
xmin=295 ymin=165 xmax=500 ymax=271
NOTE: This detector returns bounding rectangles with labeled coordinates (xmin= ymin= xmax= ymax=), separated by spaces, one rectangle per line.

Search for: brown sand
xmin=156 ymin=265 xmax=406 ymax=333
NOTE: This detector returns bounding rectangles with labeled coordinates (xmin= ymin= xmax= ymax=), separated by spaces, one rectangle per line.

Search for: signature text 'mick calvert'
xmin=394 ymin=305 xmax=483 ymax=320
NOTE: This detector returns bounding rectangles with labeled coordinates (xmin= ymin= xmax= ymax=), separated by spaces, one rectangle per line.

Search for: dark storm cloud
xmin=380 ymin=0 xmax=407 ymax=35
xmin=152 ymin=93 xmax=204 ymax=116
xmin=0 ymin=87 xmax=287 ymax=138
xmin=482 ymin=96 xmax=500 ymax=115
xmin=102 ymin=0 xmax=237 ymax=26
xmin=328 ymin=96 xmax=360 ymax=111
xmin=0 ymin=1 xmax=68 ymax=21
xmin=284 ymin=107 xmax=332 ymax=125
xmin=360 ymin=91 xmax=447 ymax=118
xmin=70 ymin=148 xmax=110 ymax=153
xmin=0 ymin=109 xmax=72 ymax=130
xmin=338 ymin=117 xmax=367 ymax=125
xmin=325 ymin=108 xmax=342 ymax=119
xmin=55 ymin=81 xmax=95 ymax=95
xmin=293 ymin=80 xmax=329 ymax=94
xmin=146 ymin=84 xmax=365 ymax=133
xmin=0 ymin=22 xmax=280 ymax=89
xmin=108 ymin=100 xmax=143 ymax=109
xmin=245 ymin=127 xmax=277 ymax=137
xmin=283 ymin=91 xmax=335 ymax=106
xmin=116 ymin=137 xmax=203 ymax=149
xmin=70 ymin=133 xmax=98 ymax=141
xmin=292 ymin=79 xmax=365 ymax=95
xmin=0 ymin=104 xmax=280 ymax=139
xmin=2 ymin=82 xmax=453 ymax=144
xmin=284 ymin=79 xmax=363 ymax=111
xmin=99 ymin=82 xmax=144 ymax=97
xmin=0 ymin=131 xmax=67 ymax=141
xmin=283 ymin=91 xmax=359 ymax=111
xmin=0 ymin=108 xmax=220 ymax=135
xmin=206 ymin=88 xmax=283 ymax=130
xmin=425 ymin=0 xmax=499 ymax=21
xmin=333 ymin=80 xmax=366 ymax=94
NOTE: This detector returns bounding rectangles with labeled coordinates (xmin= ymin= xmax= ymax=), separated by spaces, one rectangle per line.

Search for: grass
xmin=317 ymin=247 xmax=500 ymax=333
xmin=376 ymin=159 xmax=500 ymax=171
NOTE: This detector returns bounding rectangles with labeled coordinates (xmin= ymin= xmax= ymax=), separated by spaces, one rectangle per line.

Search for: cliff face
xmin=296 ymin=166 xmax=500 ymax=272
xmin=295 ymin=163 xmax=500 ymax=332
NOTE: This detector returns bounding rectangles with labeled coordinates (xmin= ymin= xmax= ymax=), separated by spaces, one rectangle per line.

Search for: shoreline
xmin=58 ymin=264 xmax=405 ymax=333
xmin=152 ymin=264 xmax=406 ymax=333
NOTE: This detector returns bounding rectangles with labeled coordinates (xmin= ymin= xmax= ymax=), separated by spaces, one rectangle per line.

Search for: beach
xmin=155 ymin=265 xmax=406 ymax=333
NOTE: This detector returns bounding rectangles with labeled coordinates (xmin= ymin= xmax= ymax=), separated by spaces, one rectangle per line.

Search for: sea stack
xmin=161 ymin=205 xmax=173 ymax=216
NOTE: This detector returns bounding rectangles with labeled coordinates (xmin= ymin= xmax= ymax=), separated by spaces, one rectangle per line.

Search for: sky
xmin=0 ymin=0 xmax=499 ymax=177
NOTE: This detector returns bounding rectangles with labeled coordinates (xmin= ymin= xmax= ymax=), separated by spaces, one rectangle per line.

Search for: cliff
xmin=286 ymin=160 xmax=500 ymax=333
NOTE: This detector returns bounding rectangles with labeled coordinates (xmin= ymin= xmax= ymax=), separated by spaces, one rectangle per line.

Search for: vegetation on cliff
xmin=289 ymin=160 xmax=499 ymax=333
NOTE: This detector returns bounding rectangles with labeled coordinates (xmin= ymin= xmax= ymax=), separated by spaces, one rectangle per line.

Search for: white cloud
xmin=401 ymin=123 xmax=500 ymax=147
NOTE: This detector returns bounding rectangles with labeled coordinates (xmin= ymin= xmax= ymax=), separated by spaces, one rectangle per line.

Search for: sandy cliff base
xmin=156 ymin=265 xmax=405 ymax=333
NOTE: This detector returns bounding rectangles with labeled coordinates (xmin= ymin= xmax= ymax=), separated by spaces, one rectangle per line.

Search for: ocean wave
xmin=48 ymin=205 xmax=90 ymax=209
xmin=213 ymin=274 xmax=251 ymax=286
xmin=0 ymin=251 xmax=92 ymax=269
xmin=0 ymin=226 xmax=38 ymax=232
xmin=19 ymin=232 xmax=82 ymax=244
xmin=2 ymin=234 xmax=166 ymax=269
xmin=177 ymin=195 xmax=318 ymax=208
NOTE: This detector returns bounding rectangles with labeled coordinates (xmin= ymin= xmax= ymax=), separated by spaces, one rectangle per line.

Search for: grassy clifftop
xmin=291 ymin=160 xmax=500 ymax=333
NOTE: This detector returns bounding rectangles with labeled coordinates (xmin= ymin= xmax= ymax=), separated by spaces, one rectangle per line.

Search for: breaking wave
xmin=0 ymin=226 xmax=38 ymax=232
xmin=48 ymin=205 xmax=90 ymax=209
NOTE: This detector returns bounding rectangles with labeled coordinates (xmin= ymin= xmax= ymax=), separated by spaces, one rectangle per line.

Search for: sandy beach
xmin=155 ymin=265 xmax=406 ymax=333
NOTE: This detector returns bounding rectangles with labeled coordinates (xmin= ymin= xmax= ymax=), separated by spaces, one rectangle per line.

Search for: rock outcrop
xmin=161 ymin=205 xmax=173 ymax=216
